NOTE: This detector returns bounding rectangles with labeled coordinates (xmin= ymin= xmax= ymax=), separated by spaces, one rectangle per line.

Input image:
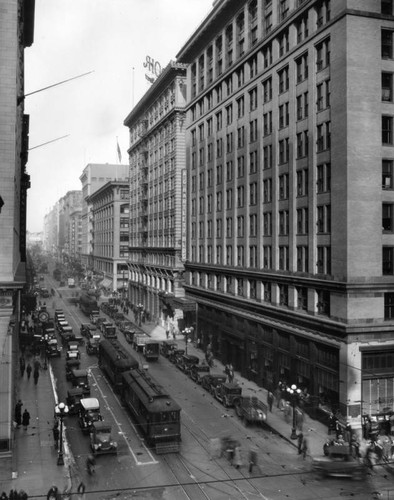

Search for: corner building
xmin=177 ymin=0 xmax=394 ymax=433
xmin=124 ymin=62 xmax=195 ymax=331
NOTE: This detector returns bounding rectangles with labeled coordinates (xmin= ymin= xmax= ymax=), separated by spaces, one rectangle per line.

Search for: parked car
xmin=160 ymin=340 xmax=177 ymax=358
xmin=46 ymin=338 xmax=61 ymax=358
xmin=59 ymin=325 xmax=75 ymax=344
xmin=214 ymin=382 xmax=242 ymax=408
xmin=234 ymin=396 xmax=267 ymax=425
xmin=65 ymin=357 xmax=81 ymax=380
xmin=90 ymin=421 xmax=117 ymax=455
xmin=66 ymin=388 xmax=84 ymax=415
xmin=177 ymin=354 xmax=200 ymax=374
xmin=86 ymin=335 xmax=101 ymax=355
xmin=201 ymin=374 xmax=227 ymax=394
xmin=190 ymin=363 xmax=210 ymax=384
xmin=168 ymin=348 xmax=185 ymax=365
xmin=118 ymin=320 xmax=134 ymax=334
xmin=78 ymin=398 xmax=102 ymax=434
xmin=70 ymin=368 xmax=90 ymax=395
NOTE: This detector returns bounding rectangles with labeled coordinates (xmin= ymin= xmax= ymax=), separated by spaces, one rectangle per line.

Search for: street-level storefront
xmin=361 ymin=347 xmax=394 ymax=437
xmin=197 ymin=304 xmax=340 ymax=417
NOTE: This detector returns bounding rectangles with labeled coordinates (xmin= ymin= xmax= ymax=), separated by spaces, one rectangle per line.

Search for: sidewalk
xmin=123 ymin=311 xmax=329 ymax=458
xmin=0 ymin=361 xmax=71 ymax=497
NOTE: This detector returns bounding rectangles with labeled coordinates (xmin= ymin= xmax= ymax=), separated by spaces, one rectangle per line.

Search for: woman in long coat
xmin=22 ymin=409 xmax=30 ymax=430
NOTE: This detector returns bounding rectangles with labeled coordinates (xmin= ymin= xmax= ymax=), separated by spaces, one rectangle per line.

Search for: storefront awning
xmin=100 ymin=278 xmax=113 ymax=288
xmin=172 ymin=296 xmax=196 ymax=312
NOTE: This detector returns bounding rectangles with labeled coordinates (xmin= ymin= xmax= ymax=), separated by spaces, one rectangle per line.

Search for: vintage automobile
xmin=201 ymin=374 xmax=228 ymax=394
xmin=80 ymin=323 xmax=97 ymax=338
xmin=67 ymin=340 xmax=80 ymax=354
xmin=168 ymin=348 xmax=185 ymax=365
xmin=312 ymin=444 xmax=367 ymax=480
xmin=190 ymin=363 xmax=210 ymax=384
xmin=234 ymin=396 xmax=267 ymax=425
xmin=90 ymin=421 xmax=118 ymax=455
xmin=160 ymin=340 xmax=177 ymax=358
xmin=86 ymin=335 xmax=101 ymax=355
xmin=46 ymin=338 xmax=61 ymax=358
xmin=78 ymin=397 xmax=102 ymax=434
xmin=56 ymin=319 xmax=68 ymax=331
xmin=118 ymin=320 xmax=134 ymax=334
xmin=143 ymin=340 xmax=160 ymax=361
xmin=70 ymin=368 xmax=90 ymax=395
xmin=177 ymin=354 xmax=200 ymax=374
xmin=215 ymin=382 xmax=242 ymax=408
xmin=59 ymin=325 xmax=75 ymax=344
xmin=124 ymin=330 xmax=135 ymax=344
xmin=65 ymin=355 xmax=81 ymax=380
xmin=133 ymin=333 xmax=150 ymax=352
xmin=89 ymin=310 xmax=100 ymax=324
xmin=66 ymin=388 xmax=84 ymax=415
xmin=95 ymin=317 xmax=107 ymax=330
xmin=100 ymin=320 xmax=112 ymax=333
xmin=113 ymin=313 xmax=126 ymax=326
xmin=102 ymin=323 xmax=117 ymax=339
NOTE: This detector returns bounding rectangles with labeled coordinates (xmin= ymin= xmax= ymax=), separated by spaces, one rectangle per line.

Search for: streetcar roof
xmin=122 ymin=370 xmax=181 ymax=413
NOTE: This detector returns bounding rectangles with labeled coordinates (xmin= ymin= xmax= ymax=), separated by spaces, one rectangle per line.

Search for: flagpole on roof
xmin=132 ymin=67 xmax=135 ymax=108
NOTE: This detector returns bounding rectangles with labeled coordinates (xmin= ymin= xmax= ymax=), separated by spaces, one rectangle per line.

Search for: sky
xmin=25 ymin=0 xmax=214 ymax=233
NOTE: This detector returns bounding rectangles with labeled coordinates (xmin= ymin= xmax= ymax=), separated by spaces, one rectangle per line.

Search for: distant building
xmin=124 ymin=61 xmax=195 ymax=331
xmin=79 ymin=163 xmax=129 ymax=271
xmin=87 ymin=181 xmax=130 ymax=293
xmin=0 ymin=0 xmax=35 ymax=458
xmin=177 ymin=0 xmax=394 ymax=433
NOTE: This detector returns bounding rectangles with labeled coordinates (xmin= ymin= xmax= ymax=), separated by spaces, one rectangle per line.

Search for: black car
xmin=201 ymin=374 xmax=227 ymax=394
xmin=80 ymin=323 xmax=97 ymax=338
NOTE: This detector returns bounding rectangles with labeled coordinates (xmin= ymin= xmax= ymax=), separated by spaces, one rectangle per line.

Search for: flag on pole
xmin=117 ymin=138 xmax=122 ymax=163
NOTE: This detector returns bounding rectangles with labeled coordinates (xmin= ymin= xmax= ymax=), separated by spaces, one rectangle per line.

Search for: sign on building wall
xmin=181 ymin=169 xmax=187 ymax=262
xmin=144 ymin=56 xmax=162 ymax=84
xmin=0 ymin=289 xmax=13 ymax=309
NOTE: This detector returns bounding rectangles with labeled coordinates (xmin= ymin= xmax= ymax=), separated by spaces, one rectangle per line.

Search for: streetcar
xmin=80 ymin=291 xmax=99 ymax=316
xmin=121 ymin=368 xmax=181 ymax=454
xmin=98 ymin=339 xmax=139 ymax=392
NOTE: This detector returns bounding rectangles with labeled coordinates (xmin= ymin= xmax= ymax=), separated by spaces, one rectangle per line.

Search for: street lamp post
xmin=183 ymin=327 xmax=192 ymax=355
xmin=286 ymin=384 xmax=301 ymax=440
xmin=54 ymin=402 xmax=69 ymax=465
xmin=137 ymin=303 xmax=144 ymax=327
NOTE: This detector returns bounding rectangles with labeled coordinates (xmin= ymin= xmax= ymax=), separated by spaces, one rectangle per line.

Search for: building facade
xmin=124 ymin=61 xmax=195 ymax=331
xmin=79 ymin=163 xmax=129 ymax=272
xmin=87 ymin=181 xmax=130 ymax=293
xmin=0 ymin=0 xmax=35 ymax=459
xmin=177 ymin=0 xmax=394 ymax=432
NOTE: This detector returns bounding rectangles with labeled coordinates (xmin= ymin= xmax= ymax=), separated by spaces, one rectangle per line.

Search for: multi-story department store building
xmin=177 ymin=0 xmax=394 ymax=432
xmin=124 ymin=62 xmax=195 ymax=330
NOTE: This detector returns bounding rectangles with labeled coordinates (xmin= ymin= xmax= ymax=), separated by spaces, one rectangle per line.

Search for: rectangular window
xmin=385 ymin=292 xmax=394 ymax=319
xmin=250 ymin=119 xmax=258 ymax=142
xmin=237 ymin=126 xmax=245 ymax=148
xmin=383 ymin=203 xmax=394 ymax=231
xmin=317 ymin=121 xmax=331 ymax=152
xmin=264 ymin=281 xmax=272 ymax=302
xmin=317 ymin=204 xmax=331 ymax=233
xmin=263 ymin=178 xmax=272 ymax=203
xmin=316 ymin=38 xmax=330 ymax=70
xmin=216 ymin=111 xmax=222 ymax=131
xmin=279 ymin=102 xmax=289 ymax=129
xmin=297 ymin=286 xmax=308 ymax=310
xmin=226 ymin=133 xmax=233 ymax=153
xmin=278 ymin=66 xmax=289 ymax=93
xmin=383 ymin=247 xmax=394 ymax=275
xmin=297 ymin=91 xmax=309 ymax=120
xmin=296 ymin=53 xmax=308 ymax=83
xmin=237 ymin=156 xmax=245 ymax=178
xmin=226 ymin=217 xmax=232 ymax=237
xmin=216 ymin=164 xmax=223 ymax=184
xmin=263 ymin=245 xmax=272 ymax=269
xmin=383 ymin=116 xmax=393 ymax=144
xmin=279 ymin=138 xmax=289 ymax=164
xmin=278 ymin=29 xmax=289 ymax=57
xmin=249 ymin=213 xmax=257 ymax=237
xmin=250 ymin=151 xmax=258 ymax=174
xmin=317 ymin=246 xmax=331 ymax=275
xmin=279 ymin=247 xmax=289 ymax=271
xmin=216 ymin=218 xmax=222 ymax=238
xmin=382 ymin=30 xmax=393 ymax=59
xmin=249 ymin=246 xmax=257 ymax=269
xmin=297 ymin=246 xmax=309 ymax=272
xmin=226 ymin=160 xmax=233 ymax=181
xmin=383 ymin=73 xmax=393 ymax=102
xmin=237 ymin=216 xmax=244 ymax=237
xmin=250 ymin=182 xmax=257 ymax=205
xmin=263 ymin=111 xmax=272 ymax=136
xmin=237 ymin=96 xmax=245 ymax=118
xmin=296 ymin=168 xmax=308 ymax=196
xmin=317 ymin=289 xmax=330 ymax=315
xmin=263 ymin=78 xmax=272 ymax=103
xmin=216 ymin=138 xmax=223 ymax=158
xmin=382 ymin=0 xmax=393 ymax=15
xmin=279 ymin=173 xmax=289 ymax=199
xmin=279 ymin=210 xmax=289 ymax=235
xmin=249 ymin=87 xmax=258 ymax=111
xmin=216 ymin=245 xmax=222 ymax=264
xmin=297 ymin=207 xmax=308 ymax=234
xmin=317 ymin=162 xmax=331 ymax=193
xmin=263 ymin=144 xmax=272 ymax=169
xmin=237 ymin=186 xmax=245 ymax=207
xmin=383 ymin=159 xmax=394 ymax=189
xmin=237 ymin=246 xmax=245 ymax=267
xmin=226 ymin=189 xmax=233 ymax=210
xmin=263 ymin=211 xmax=272 ymax=236
xmin=226 ymin=104 xmax=233 ymax=125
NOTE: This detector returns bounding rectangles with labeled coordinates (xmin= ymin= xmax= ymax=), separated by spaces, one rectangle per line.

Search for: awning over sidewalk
xmin=100 ymin=278 xmax=113 ymax=288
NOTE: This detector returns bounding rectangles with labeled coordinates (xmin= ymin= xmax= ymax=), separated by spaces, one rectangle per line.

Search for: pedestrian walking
xmin=0 ymin=491 xmax=8 ymax=500
xmin=52 ymin=422 xmax=60 ymax=449
xmin=22 ymin=409 xmax=30 ymax=430
xmin=228 ymin=364 xmax=234 ymax=383
xmin=14 ymin=400 xmax=23 ymax=427
xmin=19 ymin=356 xmax=25 ymax=378
xmin=33 ymin=367 xmax=40 ymax=385
xmin=172 ymin=330 xmax=176 ymax=340
xmin=77 ymin=482 xmax=86 ymax=500
xmin=297 ymin=432 xmax=304 ymax=454
xmin=248 ymin=446 xmax=258 ymax=473
xmin=8 ymin=490 xmax=17 ymax=500
xmin=301 ymin=436 xmax=308 ymax=459
xmin=267 ymin=391 xmax=274 ymax=412
xmin=165 ymin=328 xmax=169 ymax=340
xmin=26 ymin=363 xmax=32 ymax=380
